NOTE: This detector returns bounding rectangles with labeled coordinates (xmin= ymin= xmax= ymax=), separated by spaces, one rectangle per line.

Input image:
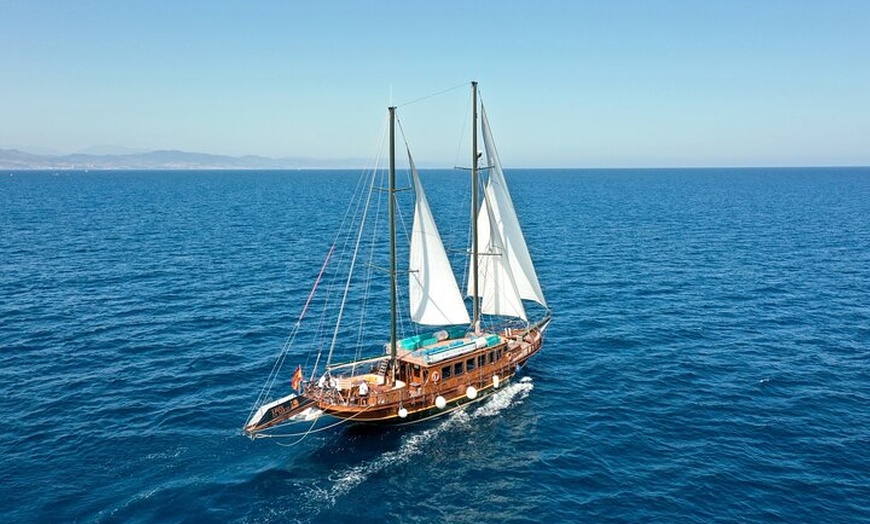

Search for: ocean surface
xmin=1 ymin=168 xmax=868 ymax=523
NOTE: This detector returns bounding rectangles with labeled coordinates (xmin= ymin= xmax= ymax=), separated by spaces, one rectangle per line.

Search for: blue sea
xmin=1 ymin=168 xmax=868 ymax=523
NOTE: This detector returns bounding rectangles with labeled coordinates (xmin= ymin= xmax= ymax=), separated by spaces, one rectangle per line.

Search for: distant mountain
xmin=75 ymin=145 xmax=151 ymax=155
xmin=0 ymin=148 xmax=365 ymax=170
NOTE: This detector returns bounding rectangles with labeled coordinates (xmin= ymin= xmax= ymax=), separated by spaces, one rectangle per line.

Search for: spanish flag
xmin=291 ymin=365 xmax=303 ymax=391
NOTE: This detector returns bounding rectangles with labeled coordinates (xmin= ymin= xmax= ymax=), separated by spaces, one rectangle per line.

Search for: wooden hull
xmin=320 ymin=371 xmax=512 ymax=424
xmin=309 ymin=316 xmax=549 ymax=425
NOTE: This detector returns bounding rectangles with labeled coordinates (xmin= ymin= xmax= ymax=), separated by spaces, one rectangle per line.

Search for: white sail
xmin=475 ymin=194 xmax=527 ymax=320
xmin=478 ymin=104 xmax=548 ymax=308
xmin=408 ymin=149 xmax=471 ymax=326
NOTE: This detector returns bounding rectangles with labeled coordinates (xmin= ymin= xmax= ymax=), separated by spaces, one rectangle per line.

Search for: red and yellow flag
xmin=291 ymin=366 xmax=303 ymax=391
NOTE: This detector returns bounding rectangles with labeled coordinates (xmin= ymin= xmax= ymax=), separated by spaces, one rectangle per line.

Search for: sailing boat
xmin=244 ymin=82 xmax=551 ymax=437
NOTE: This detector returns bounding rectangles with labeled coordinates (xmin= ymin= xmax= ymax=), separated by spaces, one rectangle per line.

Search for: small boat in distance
xmin=244 ymin=82 xmax=551 ymax=438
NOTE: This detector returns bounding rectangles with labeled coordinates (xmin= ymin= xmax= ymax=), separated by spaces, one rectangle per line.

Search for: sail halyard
xmin=408 ymin=147 xmax=471 ymax=326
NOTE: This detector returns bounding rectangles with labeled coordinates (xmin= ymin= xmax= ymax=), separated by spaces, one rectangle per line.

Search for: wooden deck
xmin=304 ymin=319 xmax=548 ymax=424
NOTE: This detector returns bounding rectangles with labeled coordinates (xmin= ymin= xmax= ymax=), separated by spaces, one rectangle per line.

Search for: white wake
xmin=308 ymin=377 xmax=534 ymax=507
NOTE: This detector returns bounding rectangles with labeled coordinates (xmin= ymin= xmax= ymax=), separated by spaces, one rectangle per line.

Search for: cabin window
xmin=496 ymin=349 xmax=502 ymax=360
xmin=453 ymin=362 xmax=463 ymax=376
xmin=422 ymin=369 xmax=428 ymax=382
xmin=478 ymin=355 xmax=486 ymax=368
xmin=488 ymin=351 xmax=495 ymax=364
xmin=466 ymin=357 xmax=476 ymax=372
xmin=441 ymin=365 xmax=452 ymax=379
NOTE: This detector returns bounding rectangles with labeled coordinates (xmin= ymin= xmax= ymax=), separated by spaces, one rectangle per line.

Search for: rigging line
xmin=395 ymin=119 xmax=431 ymax=339
xmin=246 ymin=322 xmax=303 ymax=425
xmin=270 ymin=409 xmax=322 ymax=447
xmin=393 ymin=184 xmax=414 ymax=339
xmin=257 ymin=128 xmax=384 ymax=403
xmin=396 ymin=81 xmax=468 ymax=108
xmin=395 ymin=124 xmax=465 ymax=337
xmin=314 ymin=176 xmax=367 ymax=371
xmin=280 ymin=243 xmax=333 ymax=389
xmin=452 ymin=85 xmax=475 ymax=171
xmin=395 ymin=115 xmax=416 ymax=153
xmin=327 ymin=113 xmax=390 ymax=284
xmin=331 ymin=154 xmax=379 ymax=260
xmin=309 ymin=179 xmax=365 ymax=377
xmin=326 ymin=157 xmax=380 ymax=366
xmin=252 ymin=256 xmax=330 ymax=411
xmin=252 ymin=246 xmax=336 ymax=415
xmin=460 ymin=162 xmax=478 ymax=299
xmin=297 ymin=243 xmax=334 ymax=381
xmin=313 ymin=116 xmax=390 ymax=376
xmin=251 ymin=249 xmax=334 ymax=417
xmin=396 ymin=110 xmax=426 ymax=336
xmin=312 ymin=172 xmax=369 ymax=377
xmin=353 ymin=166 xmax=385 ymax=373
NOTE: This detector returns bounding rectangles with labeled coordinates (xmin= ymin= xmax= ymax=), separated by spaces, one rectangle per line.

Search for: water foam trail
xmin=308 ymin=377 xmax=535 ymax=508
xmin=475 ymin=376 xmax=534 ymax=418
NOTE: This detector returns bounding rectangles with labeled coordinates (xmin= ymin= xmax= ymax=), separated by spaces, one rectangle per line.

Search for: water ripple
xmin=1 ymin=169 xmax=868 ymax=523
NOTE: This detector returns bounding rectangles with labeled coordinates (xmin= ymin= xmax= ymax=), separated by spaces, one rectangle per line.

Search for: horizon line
xmin=4 ymin=165 xmax=869 ymax=172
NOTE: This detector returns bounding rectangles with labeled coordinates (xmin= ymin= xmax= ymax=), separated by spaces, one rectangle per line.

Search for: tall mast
xmin=471 ymin=81 xmax=480 ymax=333
xmin=389 ymin=106 xmax=398 ymax=381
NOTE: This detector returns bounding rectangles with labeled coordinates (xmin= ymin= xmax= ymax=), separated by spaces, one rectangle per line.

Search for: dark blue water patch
xmin=1 ymin=168 xmax=869 ymax=523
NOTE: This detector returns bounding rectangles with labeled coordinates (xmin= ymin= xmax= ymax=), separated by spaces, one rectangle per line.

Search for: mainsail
xmin=408 ymin=149 xmax=471 ymax=326
xmin=468 ymin=102 xmax=548 ymax=317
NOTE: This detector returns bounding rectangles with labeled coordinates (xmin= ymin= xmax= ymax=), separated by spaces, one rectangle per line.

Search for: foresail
xmin=408 ymin=150 xmax=471 ymax=326
xmin=479 ymin=104 xmax=548 ymax=308
xmin=474 ymin=195 xmax=527 ymax=320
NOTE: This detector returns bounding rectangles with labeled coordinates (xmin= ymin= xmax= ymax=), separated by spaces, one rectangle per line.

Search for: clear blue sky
xmin=2 ymin=1 xmax=868 ymax=167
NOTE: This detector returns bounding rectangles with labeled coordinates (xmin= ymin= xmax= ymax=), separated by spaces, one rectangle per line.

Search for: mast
xmin=471 ymin=81 xmax=480 ymax=333
xmin=389 ymin=106 xmax=398 ymax=382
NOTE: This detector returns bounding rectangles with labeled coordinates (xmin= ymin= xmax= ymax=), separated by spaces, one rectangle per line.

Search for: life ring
xmin=431 ymin=371 xmax=440 ymax=383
